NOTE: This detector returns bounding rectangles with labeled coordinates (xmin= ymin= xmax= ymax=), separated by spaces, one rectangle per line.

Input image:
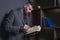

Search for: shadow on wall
xmin=0 ymin=10 xmax=13 ymax=40
xmin=0 ymin=10 xmax=13 ymax=28
xmin=0 ymin=13 xmax=9 ymax=40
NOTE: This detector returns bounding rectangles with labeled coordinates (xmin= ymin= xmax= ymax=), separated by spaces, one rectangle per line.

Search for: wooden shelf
xmin=42 ymin=27 xmax=54 ymax=30
xmin=42 ymin=6 xmax=60 ymax=10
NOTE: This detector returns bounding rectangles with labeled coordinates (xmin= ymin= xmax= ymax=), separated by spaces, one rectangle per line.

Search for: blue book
xmin=42 ymin=17 xmax=54 ymax=27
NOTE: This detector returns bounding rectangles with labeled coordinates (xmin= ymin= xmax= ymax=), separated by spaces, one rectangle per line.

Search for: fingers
xmin=24 ymin=24 xmax=30 ymax=30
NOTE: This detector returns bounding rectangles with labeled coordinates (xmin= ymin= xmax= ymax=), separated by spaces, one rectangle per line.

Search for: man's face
xmin=24 ymin=3 xmax=33 ymax=13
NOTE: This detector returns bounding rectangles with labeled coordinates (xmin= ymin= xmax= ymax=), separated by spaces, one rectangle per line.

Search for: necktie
xmin=24 ymin=13 xmax=27 ymax=24
xmin=24 ymin=13 xmax=32 ymax=26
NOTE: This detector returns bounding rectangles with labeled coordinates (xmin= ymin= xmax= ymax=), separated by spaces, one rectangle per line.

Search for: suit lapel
xmin=18 ymin=9 xmax=25 ymax=25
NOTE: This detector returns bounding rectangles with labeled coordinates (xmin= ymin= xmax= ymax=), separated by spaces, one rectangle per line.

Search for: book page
xmin=26 ymin=25 xmax=41 ymax=34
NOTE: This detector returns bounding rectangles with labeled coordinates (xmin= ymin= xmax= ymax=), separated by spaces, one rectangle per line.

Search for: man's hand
xmin=24 ymin=24 xmax=30 ymax=30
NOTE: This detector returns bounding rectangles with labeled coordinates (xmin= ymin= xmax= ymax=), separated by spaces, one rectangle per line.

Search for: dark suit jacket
xmin=2 ymin=9 xmax=31 ymax=40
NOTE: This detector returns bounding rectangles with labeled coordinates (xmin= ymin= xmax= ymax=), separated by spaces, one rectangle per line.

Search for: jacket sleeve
xmin=4 ymin=10 xmax=21 ymax=34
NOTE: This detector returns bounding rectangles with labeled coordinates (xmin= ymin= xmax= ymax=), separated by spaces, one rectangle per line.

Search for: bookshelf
xmin=28 ymin=5 xmax=60 ymax=40
xmin=28 ymin=0 xmax=60 ymax=40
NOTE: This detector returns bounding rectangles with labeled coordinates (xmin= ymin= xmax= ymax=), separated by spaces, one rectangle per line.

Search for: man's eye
xmin=29 ymin=8 xmax=31 ymax=10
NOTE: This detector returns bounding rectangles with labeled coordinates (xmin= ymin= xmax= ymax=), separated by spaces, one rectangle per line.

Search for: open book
xmin=26 ymin=25 xmax=41 ymax=34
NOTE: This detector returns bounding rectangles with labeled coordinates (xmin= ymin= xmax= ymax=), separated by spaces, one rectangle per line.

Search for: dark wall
xmin=58 ymin=0 xmax=60 ymax=5
xmin=0 ymin=0 xmax=28 ymax=25
xmin=57 ymin=0 xmax=60 ymax=6
xmin=36 ymin=0 xmax=54 ymax=8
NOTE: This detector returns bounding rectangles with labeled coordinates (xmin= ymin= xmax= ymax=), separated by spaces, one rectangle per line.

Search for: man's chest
xmin=13 ymin=11 xmax=24 ymax=26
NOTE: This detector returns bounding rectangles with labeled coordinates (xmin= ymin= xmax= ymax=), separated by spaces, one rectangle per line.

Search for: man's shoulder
xmin=8 ymin=8 xmax=23 ymax=16
xmin=9 ymin=9 xmax=19 ymax=14
xmin=13 ymin=8 xmax=23 ymax=13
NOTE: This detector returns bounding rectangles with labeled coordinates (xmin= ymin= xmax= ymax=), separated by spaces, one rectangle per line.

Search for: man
xmin=2 ymin=3 xmax=33 ymax=40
